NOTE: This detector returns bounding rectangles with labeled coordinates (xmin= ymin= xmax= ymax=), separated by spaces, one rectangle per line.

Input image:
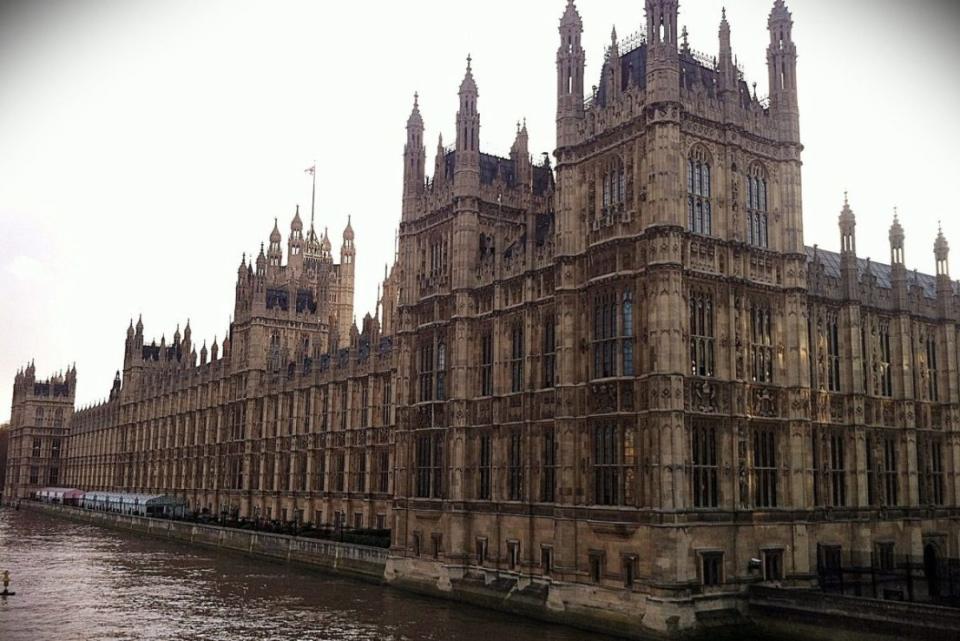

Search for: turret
xmin=454 ymin=55 xmax=480 ymax=196
xmin=839 ymin=193 xmax=858 ymax=298
xmin=256 ymin=243 xmax=266 ymax=278
xmin=889 ymin=210 xmax=905 ymax=267
xmin=604 ymin=27 xmax=621 ymax=101
xmin=268 ymin=218 xmax=282 ymax=269
xmin=403 ymin=93 xmax=426 ymax=221
xmin=556 ymin=0 xmax=585 ymax=149
xmin=288 ymin=206 xmax=304 ymax=271
xmin=645 ymin=0 xmax=680 ymax=104
xmin=890 ymin=210 xmax=907 ymax=307
xmin=935 ymin=224 xmax=952 ymax=313
xmin=510 ymin=119 xmax=531 ymax=187
xmin=341 ymin=216 xmax=355 ymax=266
xmin=935 ymin=224 xmax=950 ymax=279
xmin=321 ymin=227 xmax=332 ymax=262
xmin=434 ymin=133 xmax=446 ymax=187
xmin=767 ymin=0 xmax=800 ymax=142
xmin=200 ymin=340 xmax=208 ymax=366
xmin=718 ymin=8 xmax=735 ymax=94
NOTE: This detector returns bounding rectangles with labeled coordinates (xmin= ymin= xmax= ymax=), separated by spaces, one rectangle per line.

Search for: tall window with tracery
xmin=542 ymin=315 xmax=556 ymax=388
xmin=690 ymin=291 xmax=715 ymax=377
xmin=753 ymin=427 xmax=777 ymax=508
xmin=601 ymin=157 xmax=625 ymax=218
xmin=594 ymin=424 xmax=623 ymax=506
xmin=480 ymin=331 xmax=493 ymax=396
xmin=746 ymin=165 xmax=769 ymax=248
xmin=687 ymin=148 xmax=712 ymax=235
xmin=478 ymin=433 xmax=492 ymax=500
xmin=415 ymin=432 xmax=443 ymax=499
xmin=878 ymin=321 xmax=892 ymax=397
xmin=917 ymin=435 xmax=944 ymax=506
xmin=751 ymin=302 xmax=774 ymax=383
xmin=828 ymin=432 xmax=847 ymax=507
xmin=418 ymin=343 xmax=434 ymax=402
xmin=541 ymin=429 xmax=557 ymax=503
xmin=436 ymin=343 xmax=447 ymax=401
xmin=692 ymin=421 xmax=718 ymax=508
xmin=826 ymin=313 xmax=841 ymax=392
xmin=508 ymin=431 xmax=523 ymax=501
xmin=592 ymin=288 xmax=635 ymax=379
xmin=510 ymin=324 xmax=524 ymax=393
xmin=866 ymin=433 xmax=899 ymax=506
xmin=926 ymin=332 xmax=939 ymax=402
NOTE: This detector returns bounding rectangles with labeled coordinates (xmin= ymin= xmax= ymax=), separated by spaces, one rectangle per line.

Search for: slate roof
xmin=806 ymin=246 xmax=959 ymax=299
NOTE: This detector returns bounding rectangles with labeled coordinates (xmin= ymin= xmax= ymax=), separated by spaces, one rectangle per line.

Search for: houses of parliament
xmin=4 ymin=0 xmax=959 ymax=634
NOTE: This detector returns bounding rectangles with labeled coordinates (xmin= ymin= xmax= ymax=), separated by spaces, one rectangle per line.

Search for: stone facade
xmin=3 ymin=364 xmax=75 ymax=500
xmin=4 ymin=1 xmax=960 ymax=636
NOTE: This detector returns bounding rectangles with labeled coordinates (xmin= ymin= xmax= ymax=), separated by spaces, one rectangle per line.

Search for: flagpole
xmin=310 ymin=160 xmax=317 ymax=229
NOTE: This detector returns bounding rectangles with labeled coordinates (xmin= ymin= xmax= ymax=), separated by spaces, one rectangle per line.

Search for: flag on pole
xmin=304 ymin=164 xmax=316 ymax=175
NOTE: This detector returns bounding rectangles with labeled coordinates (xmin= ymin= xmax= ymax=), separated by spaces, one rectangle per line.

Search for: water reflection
xmin=0 ymin=509 xmax=615 ymax=641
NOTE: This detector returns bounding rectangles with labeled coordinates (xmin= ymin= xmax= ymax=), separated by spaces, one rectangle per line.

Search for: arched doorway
xmin=924 ymin=543 xmax=940 ymax=599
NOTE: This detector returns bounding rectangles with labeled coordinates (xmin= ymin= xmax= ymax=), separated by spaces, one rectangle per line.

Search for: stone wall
xmin=31 ymin=503 xmax=387 ymax=582
xmin=748 ymin=585 xmax=960 ymax=641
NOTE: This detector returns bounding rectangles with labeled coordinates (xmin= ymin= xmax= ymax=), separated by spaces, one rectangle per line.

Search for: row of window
xmin=816 ymin=315 xmax=942 ymax=399
xmin=416 ymin=291 xmax=784 ymax=389
xmin=410 ymin=532 xmax=787 ymax=589
xmin=690 ymin=292 xmax=773 ymax=383
xmin=420 ymin=318 xmax=558 ymax=401
xmin=179 ymin=448 xmax=391 ymax=495
xmin=686 ymin=153 xmax=770 ymax=248
xmin=411 ymin=426 xmax=946 ymax=509
xmin=26 ymin=466 xmax=59 ymax=486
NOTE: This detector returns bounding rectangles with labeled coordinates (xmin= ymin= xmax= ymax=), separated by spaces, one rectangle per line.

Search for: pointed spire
xmin=270 ymin=218 xmax=281 ymax=243
xmin=839 ymin=192 xmax=856 ymax=255
xmin=681 ymin=25 xmax=690 ymax=54
xmin=343 ymin=214 xmax=354 ymax=241
xmin=407 ymin=91 xmax=424 ymax=129
xmin=561 ymin=0 xmax=581 ymax=26
xmin=291 ymin=205 xmax=303 ymax=231
xmin=459 ymin=54 xmax=477 ymax=94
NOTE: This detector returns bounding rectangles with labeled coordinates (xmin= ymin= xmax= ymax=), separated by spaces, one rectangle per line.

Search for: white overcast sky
xmin=1 ymin=0 xmax=959 ymax=420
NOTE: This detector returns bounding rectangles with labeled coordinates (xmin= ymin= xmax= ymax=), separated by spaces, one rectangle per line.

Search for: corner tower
xmin=556 ymin=0 xmax=584 ymax=149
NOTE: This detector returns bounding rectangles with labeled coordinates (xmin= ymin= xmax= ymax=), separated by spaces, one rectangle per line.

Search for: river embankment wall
xmin=21 ymin=503 xmax=960 ymax=641
xmin=27 ymin=502 xmax=387 ymax=582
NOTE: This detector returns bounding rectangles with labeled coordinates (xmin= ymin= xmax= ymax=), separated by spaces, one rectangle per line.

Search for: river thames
xmin=0 ymin=508 xmax=618 ymax=641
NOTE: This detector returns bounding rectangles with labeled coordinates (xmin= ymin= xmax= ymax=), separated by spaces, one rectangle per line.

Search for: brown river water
xmin=0 ymin=508 xmax=619 ymax=641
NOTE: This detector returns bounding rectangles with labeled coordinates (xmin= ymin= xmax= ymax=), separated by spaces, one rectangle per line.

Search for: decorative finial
xmin=466 ymin=54 xmax=472 ymax=71
xmin=893 ymin=206 xmax=899 ymax=222
xmin=844 ymin=190 xmax=849 ymax=206
xmin=413 ymin=91 xmax=419 ymax=108
xmin=722 ymin=6 xmax=727 ymax=20
xmin=682 ymin=25 xmax=689 ymax=47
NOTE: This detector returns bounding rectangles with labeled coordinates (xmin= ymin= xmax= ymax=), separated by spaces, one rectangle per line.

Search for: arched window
xmin=601 ymin=156 xmax=625 ymax=219
xmin=436 ymin=343 xmax=446 ymax=401
xmin=747 ymin=164 xmax=769 ymax=248
xmin=687 ymin=147 xmax=712 ymax=236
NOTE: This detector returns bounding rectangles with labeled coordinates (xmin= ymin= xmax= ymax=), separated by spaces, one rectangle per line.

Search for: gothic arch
xmin=687 ymin=144 xmax=713 ymax=236
xmin=747 ymin=162 xmax=770 ymax=248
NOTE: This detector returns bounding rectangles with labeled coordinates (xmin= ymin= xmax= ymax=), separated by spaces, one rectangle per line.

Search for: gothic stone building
xmin=3 ymin=363 xmax=75 ymax=499
xmin=5 ymin=1 xmax=960 ymax=636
